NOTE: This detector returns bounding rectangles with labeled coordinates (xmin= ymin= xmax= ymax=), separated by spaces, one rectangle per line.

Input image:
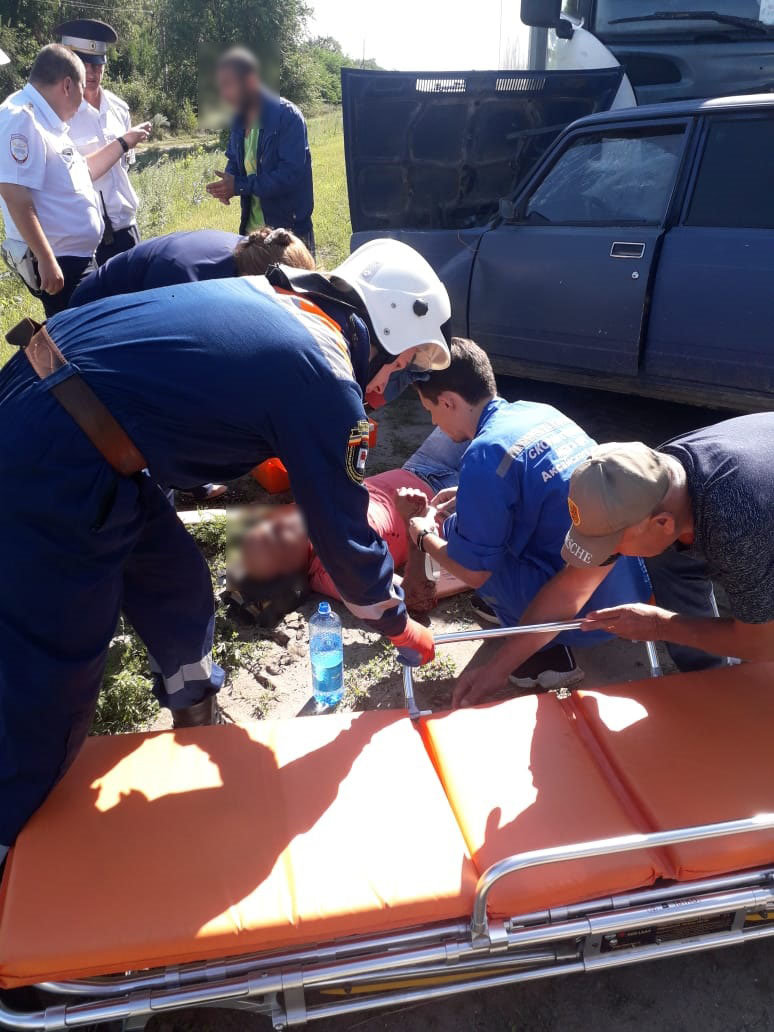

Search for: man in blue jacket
xmin=206 ymin=48 xmax=314 ymax=252
xmin=0 ymin=239 xmax=450 ymax=861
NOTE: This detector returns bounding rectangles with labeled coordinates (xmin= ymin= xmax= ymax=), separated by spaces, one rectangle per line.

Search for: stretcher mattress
xmin=1 ymin=664 xmax=773 ymax=989
xmin=421 ymin=693 xmax=663 ymax=917
xmin=573 ymin=664 xmax=774 ymax=880
xmin=0 ymin=712 xmax=477 ymax=987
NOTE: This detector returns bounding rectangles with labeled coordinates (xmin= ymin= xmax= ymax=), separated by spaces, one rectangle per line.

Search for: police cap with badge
xmin=55 ymin=18 xmax=117 ymax=65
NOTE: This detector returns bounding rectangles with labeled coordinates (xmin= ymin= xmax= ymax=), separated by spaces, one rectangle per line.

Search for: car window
xmin=522 ymin=126 xmax=685 ymax=226
xmin=687 ymin=117 xmax=774 ymax=230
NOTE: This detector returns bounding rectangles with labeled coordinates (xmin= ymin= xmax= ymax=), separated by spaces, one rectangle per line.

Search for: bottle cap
xmin=318 ymin=601 xmax=331 ymax=615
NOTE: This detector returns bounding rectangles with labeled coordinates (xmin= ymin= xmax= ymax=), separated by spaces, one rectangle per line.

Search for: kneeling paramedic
xmin=0 ymin=238 xmax=450 ymax=860
xmin=404 ymin=339 xmax=650 ymax=694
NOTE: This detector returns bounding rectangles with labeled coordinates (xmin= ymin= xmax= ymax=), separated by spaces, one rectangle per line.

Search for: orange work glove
xmin=390 ymin=618 xmax=435 ymax=667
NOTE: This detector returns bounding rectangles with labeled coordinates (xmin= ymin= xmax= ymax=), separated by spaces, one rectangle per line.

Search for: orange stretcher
xmin=1 ymin=663 xmax=774 ymax=1029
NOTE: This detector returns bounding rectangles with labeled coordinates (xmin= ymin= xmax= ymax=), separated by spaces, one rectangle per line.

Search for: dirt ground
xmin=155 ymin=377 xmax=773 ymax=1032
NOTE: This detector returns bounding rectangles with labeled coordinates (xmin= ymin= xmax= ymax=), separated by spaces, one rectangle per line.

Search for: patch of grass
xmin=252 ymin=688 xmax=275 ymax=720
xmin=340 ymin=642 xmax=457 ymax=710
xmin=415 ymin=653 xmax=457 ymax=681
xmin=341 ymin=642 xmax=400 ymax=708
xmin=95 ymin=625 xmax=159 ymax=735
xmin=0 ymin=110 xmax=350 ymax=363
xmin=186 ymin=512 xmax=228 ymax=561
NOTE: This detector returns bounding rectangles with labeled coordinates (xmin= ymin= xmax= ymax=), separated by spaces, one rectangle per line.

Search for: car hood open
xmin=342 ymin=67 xmax=624 ymax=232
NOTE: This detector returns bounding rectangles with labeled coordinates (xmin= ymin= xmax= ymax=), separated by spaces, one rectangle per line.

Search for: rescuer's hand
xmin=430 ymin=486 xmax=458 ymax=515
xmin=390 ymin=618 xmax=435 ymax=666
xmin=452 ymin=660 xmax=509 ymax=709
xmin=581 ymin=602 xmax=673 ymax=641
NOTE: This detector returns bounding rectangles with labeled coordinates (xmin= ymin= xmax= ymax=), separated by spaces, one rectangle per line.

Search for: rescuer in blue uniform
xmin=0 ymin=239 xmax=450 ymax=859
xmin=404 ymin=339 xmax=651 ymax=694
xmin=69 ymin=226 xmax=315 ymax=306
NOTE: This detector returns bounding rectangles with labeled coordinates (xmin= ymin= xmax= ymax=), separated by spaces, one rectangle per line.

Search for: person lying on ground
xmin=237 ymin=428 xmax=469 ymax=612
xmin=451 ymin=411 xmax=774 ymax=709
xmin=69 ymin=225 xmax=315 ymax=307
xmin=404 ymin=338 xmax=651 ymax=696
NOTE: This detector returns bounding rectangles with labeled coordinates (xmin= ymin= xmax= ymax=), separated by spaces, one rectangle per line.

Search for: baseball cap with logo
xmin=561 ymin=442 xmax=672 ymax=568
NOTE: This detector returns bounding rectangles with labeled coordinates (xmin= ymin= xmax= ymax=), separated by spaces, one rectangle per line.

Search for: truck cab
xmin=528 ymin=0 xmax=774 ymax=103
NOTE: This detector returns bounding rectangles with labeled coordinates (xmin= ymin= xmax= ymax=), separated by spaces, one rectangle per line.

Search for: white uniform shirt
xmin=68 ymin=88 xmax=139 ymax=231
xmin=0 ymin=83 xmax=103 ymax=257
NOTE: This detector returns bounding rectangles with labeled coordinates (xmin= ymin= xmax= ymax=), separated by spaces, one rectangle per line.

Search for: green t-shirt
xmin=243 ymin=123 xmax=264 ymax=232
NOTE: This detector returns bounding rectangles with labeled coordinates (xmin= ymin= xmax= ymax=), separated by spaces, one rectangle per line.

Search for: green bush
xmin=178 ymin=98 xmax=199 ymax=136
xmin=109 ymin=76 xmax=163 ymax=121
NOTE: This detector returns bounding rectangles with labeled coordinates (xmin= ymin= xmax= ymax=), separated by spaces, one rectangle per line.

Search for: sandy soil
xmin=151 ymin=378 xmax=769 ymax=1032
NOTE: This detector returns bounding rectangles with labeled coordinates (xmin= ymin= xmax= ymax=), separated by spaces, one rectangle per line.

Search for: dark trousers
xmin=39 ymin=256 xmax=97 ymax=318
xmin=646 ymin=547 xmax=724 ymax=672
xmin=297 ymin=225 xmax=315 ymax=258
xmin=96 ymin=224 xmax=140 ymax=267
xmin=0 ymin=354 xmax=225 ymax=849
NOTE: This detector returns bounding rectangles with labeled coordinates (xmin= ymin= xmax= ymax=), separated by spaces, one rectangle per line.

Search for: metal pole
xmin=644 ymin=640 xmax=663 ymax=677
xmin=470 ymin=813 xmax=774 ymax=939
xmin=402 ymin=662 xmax=421 ymax=721
xmin=400 ymin=619 xmax=584 ymax=720
xmin=434 ymin=620 xmax=583 ymax=646
xmin=527 ymin=26 xmax=549 ymax=70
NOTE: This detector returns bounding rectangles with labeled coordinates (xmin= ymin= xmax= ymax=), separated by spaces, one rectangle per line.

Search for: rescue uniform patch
xmin=346 ymin=419 xmax=371 ymax=484
xmin=10 ymin=134 xmax=28 ymax=164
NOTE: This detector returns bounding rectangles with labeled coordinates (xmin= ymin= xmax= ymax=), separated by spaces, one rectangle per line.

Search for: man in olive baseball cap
xmin=453 ymin=413 xmax=774 ymax=710
xmin=561 ymin=443 xmax=674 ymax=568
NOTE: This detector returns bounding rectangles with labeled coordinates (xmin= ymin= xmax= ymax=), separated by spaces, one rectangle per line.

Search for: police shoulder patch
xmin=10 ymin=134 xmax=29 ymax=164
xmin=346 ymin=419 xmax=371 ymax=484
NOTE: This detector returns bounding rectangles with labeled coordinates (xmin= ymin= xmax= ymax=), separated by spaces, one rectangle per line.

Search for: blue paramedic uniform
xmin=0 ymin=276 xmax=403 ymax=852
xmin=70 ymin=229 xmax=242 ymax=307
xmin=444 ymin=398 xmax=650 ymax=643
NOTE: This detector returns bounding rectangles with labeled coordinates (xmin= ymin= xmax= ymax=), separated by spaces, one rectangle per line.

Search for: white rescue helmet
xmin=331 ymin=239 xmax=451 ymax=371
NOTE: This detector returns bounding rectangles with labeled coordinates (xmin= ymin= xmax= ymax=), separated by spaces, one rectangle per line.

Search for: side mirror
xmin=498 ymin=197 xmax=517 ymax=222
xmin=520 ymin=0 xmax=575 ymax=37
xmin=520 ymin=0 xmax=561 ymax=28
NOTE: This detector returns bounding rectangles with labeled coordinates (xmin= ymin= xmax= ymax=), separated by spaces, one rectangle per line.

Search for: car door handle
xmin=610 ymin=241 xmax=646 ymax=259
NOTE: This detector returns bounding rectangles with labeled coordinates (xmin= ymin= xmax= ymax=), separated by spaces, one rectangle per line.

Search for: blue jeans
xmin=403 ymin=427 xmax=469 ymax=495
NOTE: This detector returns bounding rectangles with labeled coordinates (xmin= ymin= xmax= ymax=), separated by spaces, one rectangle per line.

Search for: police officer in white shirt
xmin=58 ymin=20 xmax=148 ymax=265
xmin=0 ymin=44 xmax=150 ymax=316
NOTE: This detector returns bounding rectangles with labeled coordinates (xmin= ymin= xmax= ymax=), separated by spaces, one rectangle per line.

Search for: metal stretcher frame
xmin=402 ymin=621 xmax=663 ymax=720
xmin=2 ymin=815 xmax=774 ymax=1030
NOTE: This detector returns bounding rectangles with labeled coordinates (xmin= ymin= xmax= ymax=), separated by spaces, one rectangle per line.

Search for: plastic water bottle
xmin=309 ymin=601 xmax=344 ymax=708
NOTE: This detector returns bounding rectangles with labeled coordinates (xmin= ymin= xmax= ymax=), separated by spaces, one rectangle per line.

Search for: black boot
xmin=172 ymin=695 xmax=219 ymax=728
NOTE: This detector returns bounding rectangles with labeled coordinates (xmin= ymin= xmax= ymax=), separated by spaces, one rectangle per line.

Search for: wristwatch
xmin=117 ymin=136 xmax=130 ymax=153
xmin=416 ymin=528 xmax=433 ymax=553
